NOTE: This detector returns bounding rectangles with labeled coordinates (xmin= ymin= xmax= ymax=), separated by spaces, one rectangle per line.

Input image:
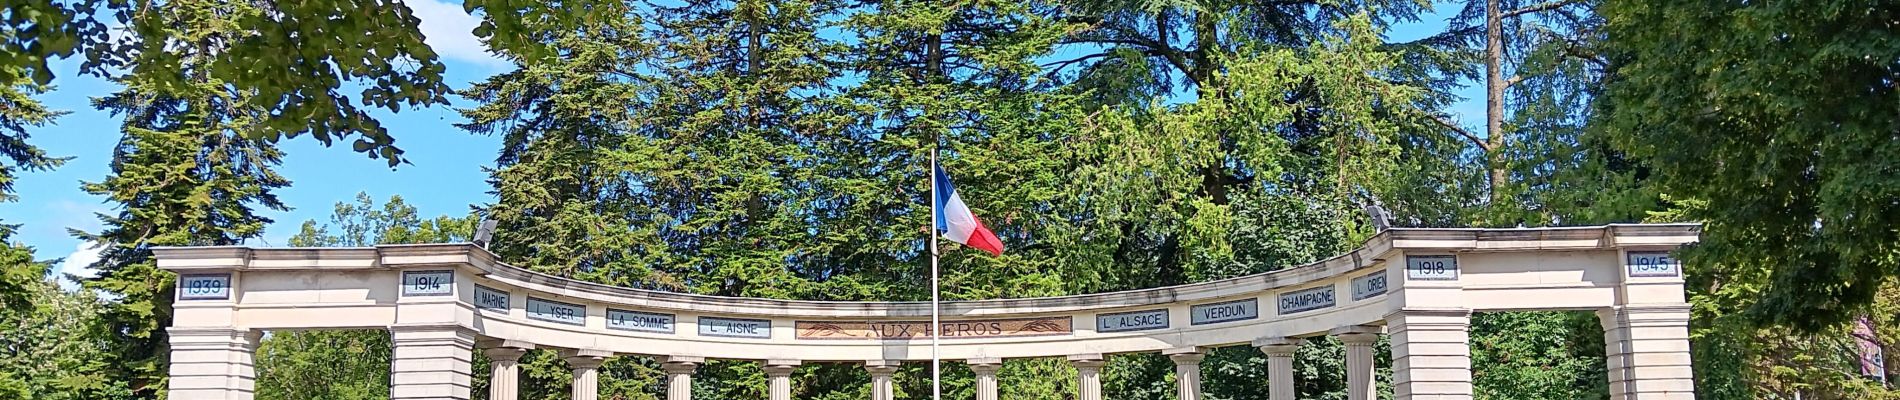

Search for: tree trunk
xmin=1485 ymin=0 xmax=1508 ymax=203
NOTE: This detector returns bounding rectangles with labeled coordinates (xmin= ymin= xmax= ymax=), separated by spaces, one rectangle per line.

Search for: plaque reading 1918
xmin=1191 ymin=299 xmax=1258 ymax=325
xmin=178 ymin=274 xmax=232 ymax=300
xmin=1351 ymin=272 xmax=1388 ymax=300
xmin=699 ymin=317 xmax=772 ymax=339
xmin=1097 ymin=309 xmax=1169 ymax=332
xmin=1278 ymin=285 xmax=1336 ymax=315
xmin=526 ymin=297 xmax=586 ymax=326
xmin=607 ymin=309 xmax=675 ymax=333
xmin=1626 ymin=251 xmax=1680 ymax=277
xmin=1405 ymin=255 xmax=1459 ymax=281
xmin=401 ymin=270 xmax=454 ymax=296
xmin=474 ymin=285 xmax=510 ymax=311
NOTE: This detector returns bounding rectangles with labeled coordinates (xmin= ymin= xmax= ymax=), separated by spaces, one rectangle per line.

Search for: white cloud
xmin=408 ymin=0 xmax=509 ymax=68
xmin=57 ymin=241 xmax=106 ymax=290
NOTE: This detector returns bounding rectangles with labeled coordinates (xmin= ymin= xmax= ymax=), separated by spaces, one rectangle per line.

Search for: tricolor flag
xmin=933 ymin=165 xmax=1005 ymax=256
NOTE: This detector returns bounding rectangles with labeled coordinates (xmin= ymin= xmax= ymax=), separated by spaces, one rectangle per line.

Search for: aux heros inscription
xmin=797 ymin=317 xmax=1073 ymax=340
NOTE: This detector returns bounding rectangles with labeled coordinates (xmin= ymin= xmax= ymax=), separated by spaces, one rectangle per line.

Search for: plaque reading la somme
xmin=402 ymin=270 xmax=454 ymax=296
xmin=526 ymin=297 xmax=586 ymax=326
xmin=178 ymin=274 xmax=232 ymax=300
xmin=1097 ymin=309 xmax=1169 ymax=332
xmin=607 ymin=309 xmax=675 ymax=333
xmin=1278 ymin=285 xmax=1336 ymax=315
xmin=796 ymin=317 xmax=1073 ymax=340
xmin=1191 ymin=299 xmax=1259 ymax=325
xmin=1351 ymin=272 xmax=1388 ymax=301
xmin=699 ymin=317 xmax=772 ymax=339
xmin=473 ymin=285 xmax=510 ymax=311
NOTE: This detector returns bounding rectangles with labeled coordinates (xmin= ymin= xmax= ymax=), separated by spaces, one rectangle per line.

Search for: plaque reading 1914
xmin=699 ymin=317 xmax=772 ymax=339
xmin=1351 ymin=272 xmax=1388 ymax=300
xmin=607 ymin=309 xmax=674 ymax=333
xmin=1097 ymin=309 xmax=1169 ymax=332
xmin=178 ymin=274 xmax=232 ymax=300
xmin=1278 ymin=285 xmax=1336 ymax=315
xmin=1191 ymin=299 xmax=1258 ymax=325
xmin=474 ymin=285 xmax=510 ymax=311
xmin=401 ymin=270 xmax=454 ymax=296
xmin=795 ymin=317 xmax=1073 ymax=340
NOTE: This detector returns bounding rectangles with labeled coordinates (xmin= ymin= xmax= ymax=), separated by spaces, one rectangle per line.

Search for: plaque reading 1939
xmin=179 ymin=274 xmax=232 ymax=300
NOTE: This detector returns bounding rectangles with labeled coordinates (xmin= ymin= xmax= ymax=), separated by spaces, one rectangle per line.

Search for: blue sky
xmin=4 ymin=1 xmax=1482 ymax=279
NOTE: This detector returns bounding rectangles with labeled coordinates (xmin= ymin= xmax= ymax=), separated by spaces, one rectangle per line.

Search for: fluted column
xmin=1334 ymin=326 xmax=1383 ymax=400
xmin=478 ymin=340 xmax=533 ymax=400
xmin=167 ymin=328 xmax=262 ymax=400
xmin=1600 ymin=305 xmax=1695 ymax=400
xmin=1388 ymin=308 xmax=1473 ymax=399
xmin=1166 ymin=349 xmax=1205 ymax=400
xmin=968 ymin=358 xmax=1002 ymax=400
xmin=865 ymin=360 xmax=900 ymax=400
xmin=562 ymin=349 xmax=611 ymax=400
xmin=1069 ymin=354 xmax=1106 ymax=400
xmin=1254 ymin=337 xmax=1304 ymax=400
xmin=662 ymin=356 xmax=702 ymax=400
xmin=764 ymin=360 xmax=799 ymax=400
xmin=390 ymin=325 xmax=477 ymax=400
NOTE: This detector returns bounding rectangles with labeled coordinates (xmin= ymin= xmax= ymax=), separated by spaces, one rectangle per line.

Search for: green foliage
xmin=0 ymin=261 xmax=138 ymax=400
xmin=1469 ymin=311 xmax=1607 ymax=400
xmin=1601 ymin=0 xmax=1900 ymax=331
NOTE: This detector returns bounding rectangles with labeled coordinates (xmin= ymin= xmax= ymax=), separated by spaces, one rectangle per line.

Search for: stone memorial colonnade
xmin=157 ymin=224 xmax=1699 ymax=400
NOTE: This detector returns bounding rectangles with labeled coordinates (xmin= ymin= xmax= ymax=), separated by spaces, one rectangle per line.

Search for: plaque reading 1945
xmin=1278 ymin=285 xmax=1336 ymax=315
xmin=1191 ymin=299 xmax=1258 ymax=325
xmin=1626 ymin=251 xmax=1680 ymax=277
xmin=699 ymin=317 xmax=771 ymax=339
xmin=179 ymin=274 xmax=231 ymax=300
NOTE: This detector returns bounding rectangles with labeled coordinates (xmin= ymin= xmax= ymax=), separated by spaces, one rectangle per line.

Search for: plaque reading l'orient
xmin=795 ymin=317 xmax=1073 ymax=340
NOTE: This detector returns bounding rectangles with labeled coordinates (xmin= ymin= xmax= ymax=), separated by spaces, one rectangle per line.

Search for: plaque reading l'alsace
xmin=1097 ymin=309 xmax=1169 ymax=332
xmin=795 ymin=317 xmax=1073 ymax=340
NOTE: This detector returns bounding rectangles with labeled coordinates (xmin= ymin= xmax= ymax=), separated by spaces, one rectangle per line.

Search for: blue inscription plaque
xmin=1405 ymin=255 xmax=1459 ymax=281
xmin=1351 ymin=272 xmax=1388 ymax=300
xmin=473 ymin=285 xmax=510 ymax=311
xmin=178 ymin=274 xmax=232 ymax=300
xmin=401 ymin=270 xmax=454 ymax=296
xmin=1626 ymin=251 xmax=1680 ymax=277
xmin=1096 ymin=309 xmax=1170 ymax=332
xmin=699 ymin=317 xmax=771 ymax=338
xmin=526 ymin=297 xmax=586 ymax=326
xmin=1190 ymin=299 xmax=1258 ymax=325
xmin=607 ymin=309 xmax=675 ymax=333
xmin=1277 ymin=285 xmax=1336 ymax=315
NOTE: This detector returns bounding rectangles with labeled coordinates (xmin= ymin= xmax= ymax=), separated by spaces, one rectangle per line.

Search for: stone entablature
xmin=156 ymin=224 xmax=1701 ymax=400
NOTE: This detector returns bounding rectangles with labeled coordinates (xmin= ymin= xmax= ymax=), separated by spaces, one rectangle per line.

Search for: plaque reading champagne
xmin=796 ymin=317 xmax=1073 ymax=340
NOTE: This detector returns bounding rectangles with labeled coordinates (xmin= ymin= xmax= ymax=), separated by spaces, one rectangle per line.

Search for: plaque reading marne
xmin=473 ymin=285 xmax=510 ymax=311
xmin=1191 ymin=299 xmax=1258 ymax=325
xmin=795 ymin=317 xmax=1073 ymax=340
xmin=1351 ymin=272 xmax=1388 ymax=300
xmin=1097 ymin=309 xmax=1169 ymax=332
xmin=1278 ymin=285 xmax=1336 ymax=315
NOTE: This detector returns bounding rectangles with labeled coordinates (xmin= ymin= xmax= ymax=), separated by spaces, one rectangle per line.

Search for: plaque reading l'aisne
xmin=796 ymin=317 xmax=1073 ymax=340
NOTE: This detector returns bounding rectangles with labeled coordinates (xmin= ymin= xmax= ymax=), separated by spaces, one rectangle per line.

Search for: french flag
xmin=934 ymin=164 xmax=1005 ymax=256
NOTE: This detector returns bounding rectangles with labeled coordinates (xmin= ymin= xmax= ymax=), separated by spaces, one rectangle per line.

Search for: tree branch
xmin=1432 ymin=114 xmax=1490 ymax=151
xmin=1504 ymin=74 xmax=1525 ymax=88
xmin=1502 ymin=0 xmax=1579 ymax=18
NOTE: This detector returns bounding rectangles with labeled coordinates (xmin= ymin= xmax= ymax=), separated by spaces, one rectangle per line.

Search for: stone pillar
xmin=865 ymin=360 xmax=901 ymax=400
xmin=1600 ymin=305 xmax=1695 ymax=400
xmin=1165 ymin=348 xmax=1205 ymax=400
xmin=477 ymin=340 xmax=533 ymax=400
xmin=1253 ymin=337 xmax=1303 ymax=400
xmin=1333 ymin=326 xmax=1383 ymax=400
xmin=968 ymin=358 xmax=1003 ymax=400
xmin=663 ymin=356 xmax=703 ymax=400
xmin=167 ymin=328 xmax=261 ymax=400
xmin=764 ymin=360 xmax=799 ymax=400
xmin=389 ymin=325 xmax=476 ymax=400
xmin=1387 ymin=308 xmax=1473 ymax=400
xmin=562 ymin=349 xmax=611 ymax=400
xmin=1069 ymin=354 xmax=1107 ymax=400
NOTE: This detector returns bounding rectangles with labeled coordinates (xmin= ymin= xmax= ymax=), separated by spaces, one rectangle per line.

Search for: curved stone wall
xmin=155 ymin=224 xmax=1701 ymax=400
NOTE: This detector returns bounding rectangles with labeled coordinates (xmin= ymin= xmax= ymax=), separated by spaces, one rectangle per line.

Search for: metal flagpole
xmin=929 ymin=146 xmax=943 ymax=400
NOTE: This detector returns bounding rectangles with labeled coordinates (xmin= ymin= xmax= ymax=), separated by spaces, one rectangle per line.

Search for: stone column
xmin=562 ymin=349 xmax=611 ymax=400
xmin=663 ymin=356 xmax=703 ymax=400
xmin=865 ymin=360 xmax=901 ymax=400
xmin=1253 ymin=337 xmax=1303 ymax=400
xmin=167 ymin=328 xmax=261 ymax=400
xmin=764 ymin=360 xmax=800 ymax=400
xmin=1165 ymin=348 xmax=1205 ymax=400
xmin=1069 ymin=354 xmax=1107 ymax=400
xmin=1333 ymin=326 xmax=1383 ymax=400
xmin=390 ymin=324 xmax=477 ymax=400
xmin=968 ymin=358 xmax=1003 ymax=400
xmin=478 ymin=340 xmax=533 ymax=400
xmin=1387 ymin=308 xmax=1473 ymax=399
xmin=1599 ymin=305 xmax=1695 ymax=400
